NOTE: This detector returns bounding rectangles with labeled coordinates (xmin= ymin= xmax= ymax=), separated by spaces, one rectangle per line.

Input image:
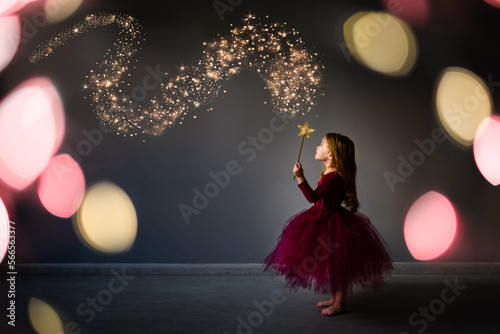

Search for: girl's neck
xmin=323 ymin=167 xmax=337 ymax=175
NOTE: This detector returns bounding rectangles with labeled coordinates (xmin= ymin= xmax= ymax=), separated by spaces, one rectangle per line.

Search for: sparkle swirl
xmin=30 ymin=13 xmax=324 ymax=136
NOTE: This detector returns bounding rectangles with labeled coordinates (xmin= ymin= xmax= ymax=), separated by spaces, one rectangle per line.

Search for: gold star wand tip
xmin=297 ymin=121 xmax=315 ymax=139
xmin=293 ymin=121 xmax=315 ymax=180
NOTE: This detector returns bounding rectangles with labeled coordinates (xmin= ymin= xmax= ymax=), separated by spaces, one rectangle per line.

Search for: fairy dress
xmin=264 ymin=171 xmax=394 ymax=294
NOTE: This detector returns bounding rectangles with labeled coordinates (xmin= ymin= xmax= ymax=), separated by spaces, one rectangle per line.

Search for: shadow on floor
xmin=1 ymin=273 xmax=498 ymax=333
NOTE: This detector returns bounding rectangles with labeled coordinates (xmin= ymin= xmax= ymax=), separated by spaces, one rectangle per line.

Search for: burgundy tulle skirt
xmin=264 ymin=206 xmax=394 ymax=294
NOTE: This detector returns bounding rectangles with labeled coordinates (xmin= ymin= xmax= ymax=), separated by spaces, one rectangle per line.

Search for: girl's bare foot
xmin=319 ymin=290 xmax=346 ymax=316
xmin=315 ymin=296 xmax=335 ymax=307
xmin=319 ymin=303 xmax=345 ymax=317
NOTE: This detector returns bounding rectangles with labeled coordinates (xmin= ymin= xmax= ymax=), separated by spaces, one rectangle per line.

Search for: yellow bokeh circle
xmin=28 ymin=298 xmax=64 ymax=334
xmin=343 ymin=11 xmax=418 ymax=76
xmin=435 ymin=67 xmax=492 ymax=147
xmin=76 ymin=181 xmax=137 ymax=253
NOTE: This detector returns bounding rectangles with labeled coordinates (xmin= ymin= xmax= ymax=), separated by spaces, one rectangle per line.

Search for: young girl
xmin=264 ymin=133 xmax=394 ymax=317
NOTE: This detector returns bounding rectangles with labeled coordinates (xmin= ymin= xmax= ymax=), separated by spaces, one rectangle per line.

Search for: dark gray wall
xmin=3 ymin=0 xmax=500 ymax=263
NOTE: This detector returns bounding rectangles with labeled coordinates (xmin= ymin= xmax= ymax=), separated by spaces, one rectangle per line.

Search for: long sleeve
xmin=297 ymin=173 xmax=346 ymax=206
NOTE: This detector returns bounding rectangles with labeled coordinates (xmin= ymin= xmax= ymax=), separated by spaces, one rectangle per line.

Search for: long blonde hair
xmin=320 ymin=133 xmax=359 ymax=212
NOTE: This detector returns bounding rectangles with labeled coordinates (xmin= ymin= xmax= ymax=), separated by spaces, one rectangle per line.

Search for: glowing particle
xmin=31 ymin=14 xmax=323 ymax=136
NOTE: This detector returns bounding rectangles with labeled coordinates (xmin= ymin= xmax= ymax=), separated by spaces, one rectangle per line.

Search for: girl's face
xmin=315 ymin=137 xmax=331 ymax=163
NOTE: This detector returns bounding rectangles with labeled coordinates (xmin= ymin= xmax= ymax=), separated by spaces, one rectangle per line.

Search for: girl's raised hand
xmin=293 ymin=161 xmax=304 ymax=179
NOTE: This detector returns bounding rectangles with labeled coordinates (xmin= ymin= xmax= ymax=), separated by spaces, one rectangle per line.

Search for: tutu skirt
xmin=264 ymin=205 xmax=394 ymax=294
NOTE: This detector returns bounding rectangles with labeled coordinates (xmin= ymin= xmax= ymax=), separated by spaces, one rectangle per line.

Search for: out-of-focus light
xmin=404 ymin=191 xmax=457 ymax=261
xmin=76 ymin=182 xmax=137 ymax=253
xmin=435 ymin=67 xmax=492 ymax=147
xmin=484 ymin=0 xmax=500 ymax=9
xmin=0 ymin=77 xmax=65 ymax=191
xmin=45 ymin=0 xmax=83 ymax=24
xmin=381 ymin=0 xmax=429 ymax=28
xmin=0 ymin=15 xmax=20 ymax=73
xmin=0 ymin=0 xmax=37 ymax=16
xmin=28 ymin=297 xmax=64 ymax=334
xmin=38 ymin=154 xmax=85 ymax=218
xmin=473 ymin=115 xmax=500 ymax=185
xmin=343 ymin=11 xmax=418 ymax=76
xmin=0 ymin=197 xmax=9 ymax=264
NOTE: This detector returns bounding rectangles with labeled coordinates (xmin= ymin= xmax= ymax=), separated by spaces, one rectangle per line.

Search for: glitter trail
xmin=30 ymin=13 xmax=324 ymax=136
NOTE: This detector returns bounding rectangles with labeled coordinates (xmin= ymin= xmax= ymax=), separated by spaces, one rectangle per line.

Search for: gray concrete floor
xmin=1 ymin=273 xmax=499 ymax=333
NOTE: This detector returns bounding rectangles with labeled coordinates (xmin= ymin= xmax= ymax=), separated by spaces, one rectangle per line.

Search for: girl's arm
xmin=298 ymin=173 xmax=344 ymax=203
